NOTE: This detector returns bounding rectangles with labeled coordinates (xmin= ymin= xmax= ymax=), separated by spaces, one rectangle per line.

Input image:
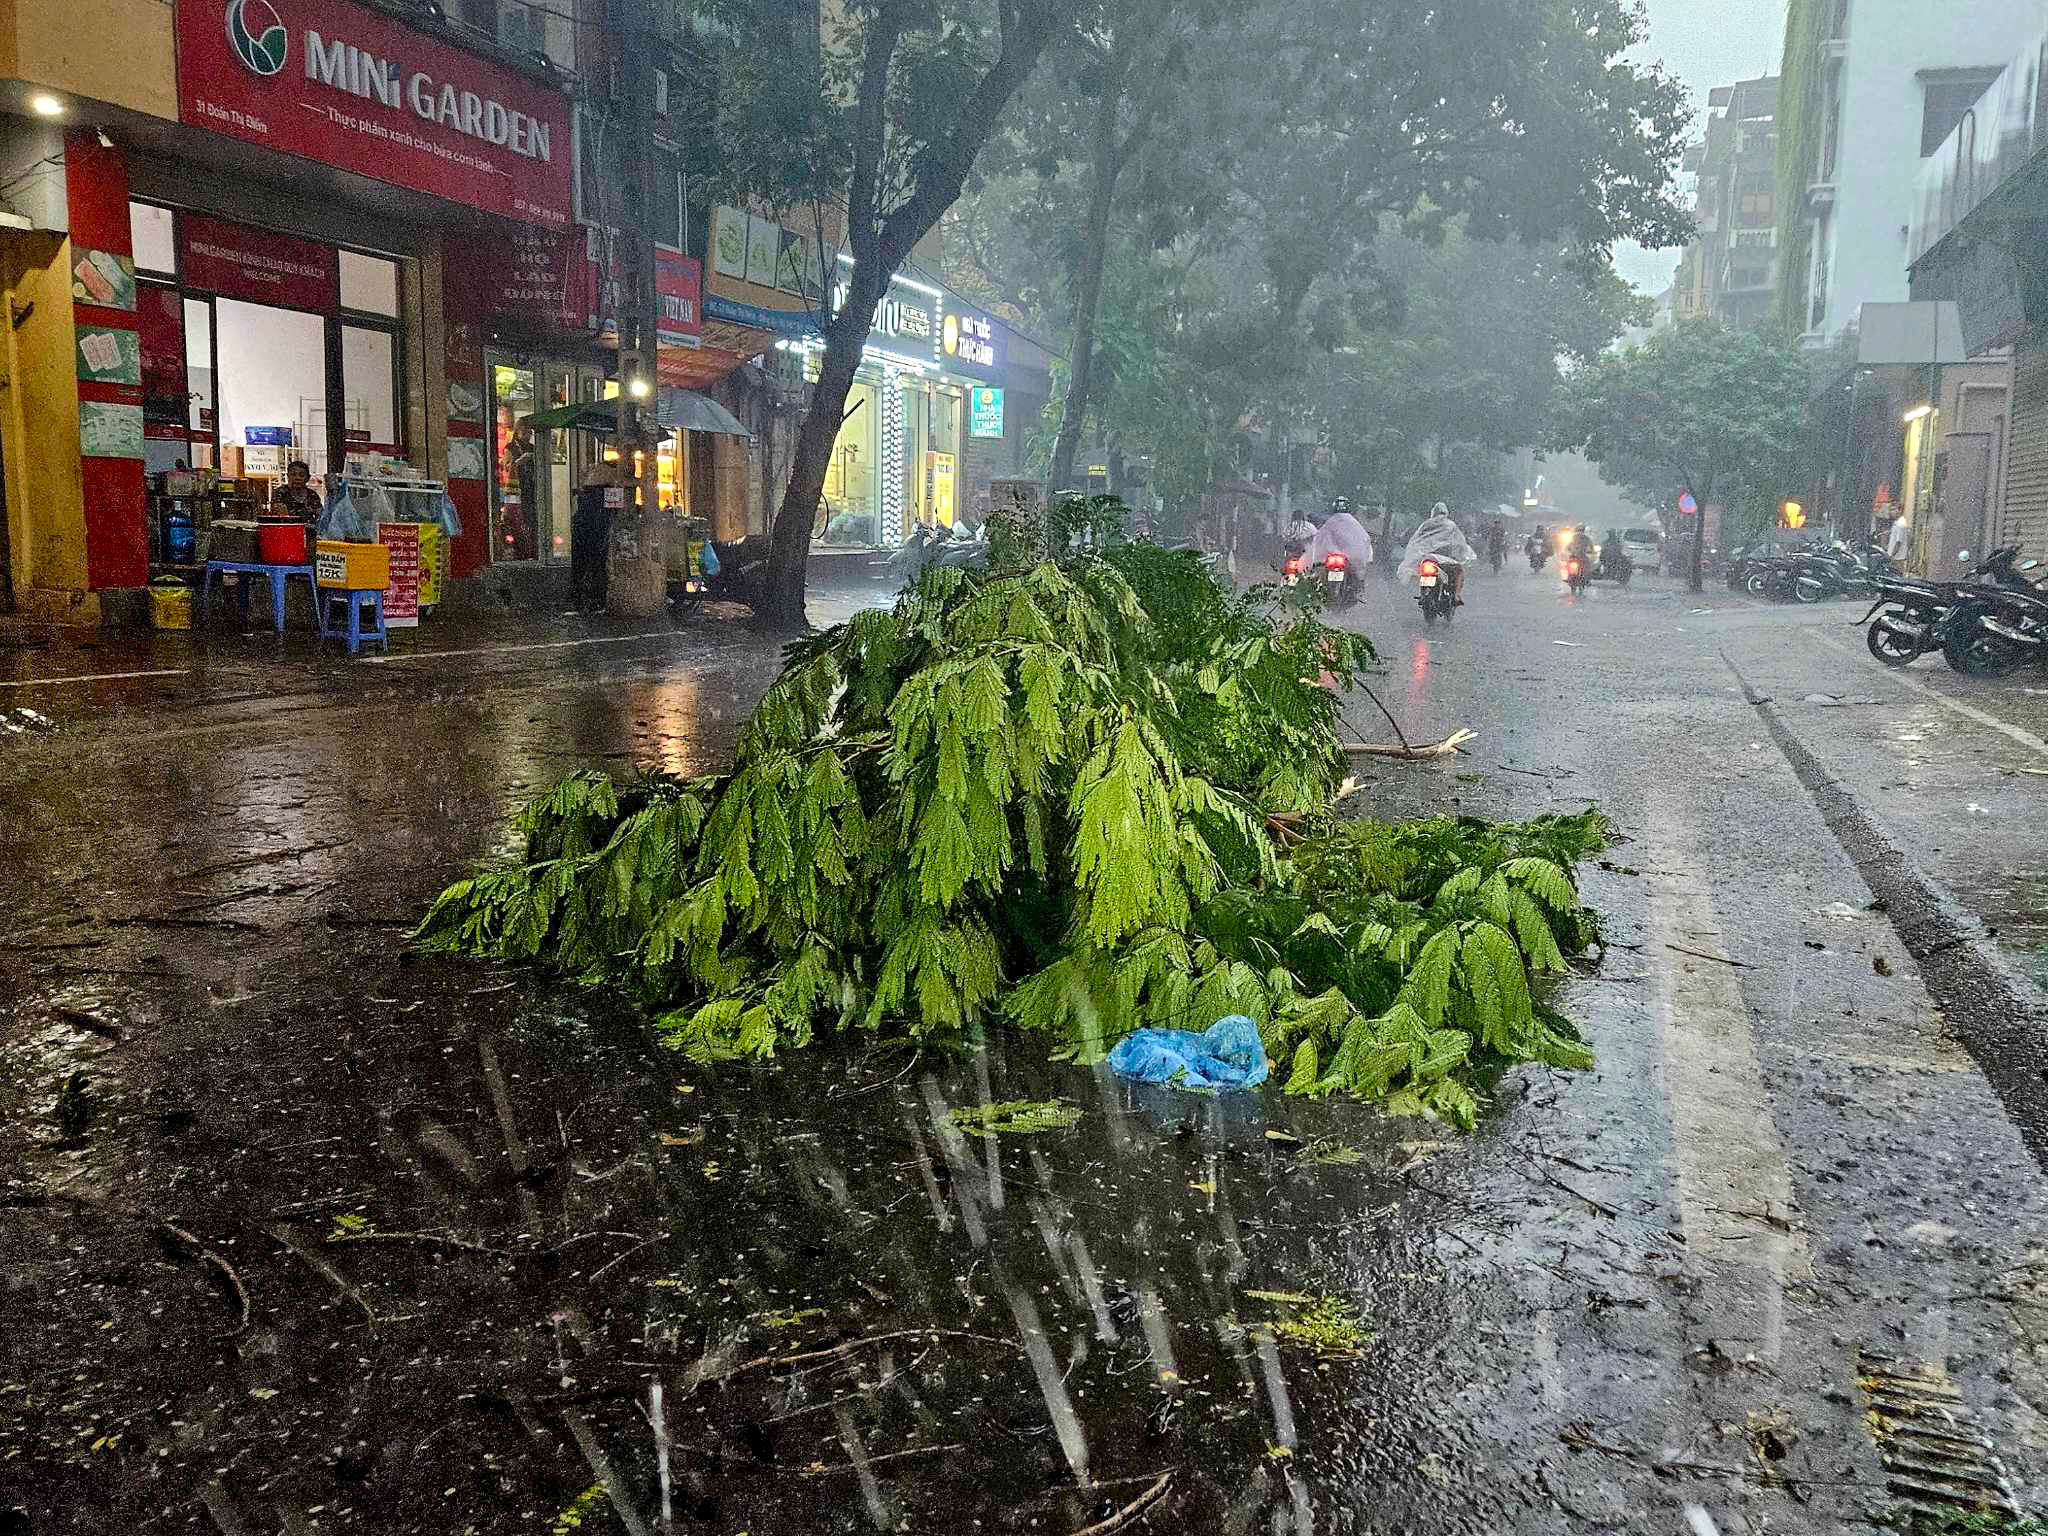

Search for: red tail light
xmin=1567 ymin=559 xmax=1581 ymax=575
xmin=1284 ymin=557 xmax=1303 ymax=575
xmin=1325 ymin=553 xmax=1347 ymax=571
xmin=1420 ymin=559 xmax=1439 ymax=577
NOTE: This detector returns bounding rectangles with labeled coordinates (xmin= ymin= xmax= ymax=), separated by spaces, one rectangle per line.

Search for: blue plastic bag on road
xmin=1108 ymin=1015 xmax=1269 ymax=1091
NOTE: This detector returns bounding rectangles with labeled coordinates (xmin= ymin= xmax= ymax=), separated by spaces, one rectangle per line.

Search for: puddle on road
xmin=2 ymin=952 xmax=1511 ymax=1534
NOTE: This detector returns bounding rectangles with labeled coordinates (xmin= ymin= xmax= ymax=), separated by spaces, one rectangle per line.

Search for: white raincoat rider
xmin=1397 ymin=504 xmax=1478 ymax=603
xmin=1306 ymin=510 xmax=1375 ymax=576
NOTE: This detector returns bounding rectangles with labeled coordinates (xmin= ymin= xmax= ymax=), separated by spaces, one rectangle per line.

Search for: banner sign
xmin=970 ymin=386 xmax=1004 ymax=438
xmin=180 ymin=214 xmax=338 ymax=310
xmin=655 ymin=251 xmax=702 ymax=345
xmin=177 ymin=0 xmax=575 ymax=228
xmin=942 ymin=305 xmax=1002 ymax=379
xmin=377 ymin=519 xmax=422 ymax=626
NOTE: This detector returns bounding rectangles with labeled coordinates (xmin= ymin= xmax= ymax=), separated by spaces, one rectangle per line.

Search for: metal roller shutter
xmin=2001 ymin=332 xmax=2048 ymax=556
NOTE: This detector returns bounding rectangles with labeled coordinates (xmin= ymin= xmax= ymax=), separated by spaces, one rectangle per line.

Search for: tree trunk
xmin=760 ymin=293 xmax=877 ymax=629
xmin=1048 ymin=76 xmax=1124 ymax=495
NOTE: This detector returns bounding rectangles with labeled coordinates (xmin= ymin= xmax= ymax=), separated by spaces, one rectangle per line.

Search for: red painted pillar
xmin=64 ymin=130 xmax=147 ymax=593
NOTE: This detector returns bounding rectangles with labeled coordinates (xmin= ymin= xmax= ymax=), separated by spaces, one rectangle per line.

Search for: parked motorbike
xmin=1858 ymin=547 xmax=2028 ymax=665
xmin=1936 ymin=548 xmax=2048 ymax=674
xmin=1416 ymin=557 xmax=1457 ymax=625
xmin=688 ymin=534 xmax=772 ymax=607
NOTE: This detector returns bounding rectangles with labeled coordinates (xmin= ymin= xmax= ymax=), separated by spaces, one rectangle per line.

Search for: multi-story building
xmin=1671 ymin=77 xmax=1782 ymax=330
xmin=1776 ymin=0 xmax=2035 ymax=344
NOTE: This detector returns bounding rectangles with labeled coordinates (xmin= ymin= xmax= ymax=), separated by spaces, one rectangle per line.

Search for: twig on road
xmin=1068 ymin=1470 xmax=1174 ymax=1535
xmin=1344 ymin=728 xmax=1477 ymax=759
xmin=260 ymin=1222 xmax=382 ymax=1328
xmin=1663 ymin=943 xmax=1749 ymax=969
xmin=161 ymin=1220 xmax=252 ymax=1335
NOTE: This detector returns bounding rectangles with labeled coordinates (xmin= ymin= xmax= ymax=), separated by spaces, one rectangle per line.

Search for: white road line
xmin=1809 ymin=627 xmax=2048 ymax=760
xmin=0 ymin=668 xmax=191 ymax=688
xmin=1644 ymin=790 xmax=1811 ymax=1372
xmin=362 ymin=631 xmax=678 ymax=664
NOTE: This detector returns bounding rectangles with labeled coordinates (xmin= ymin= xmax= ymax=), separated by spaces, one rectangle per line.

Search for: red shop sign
xmin=176 ymin=0 xmax=574 ymax=229
xmin=180 ymin=213 xmax=338 ymax=310
xmin=656 ymin=251 xmax=702 ymax=345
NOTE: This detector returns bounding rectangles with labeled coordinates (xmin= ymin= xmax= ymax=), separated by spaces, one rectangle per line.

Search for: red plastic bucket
xmin=256 ymin=522 xmax=309 ymax=564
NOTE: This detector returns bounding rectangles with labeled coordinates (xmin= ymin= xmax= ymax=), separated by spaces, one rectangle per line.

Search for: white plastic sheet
xmin=1397 ymin=513 xmax=1478 ymax=583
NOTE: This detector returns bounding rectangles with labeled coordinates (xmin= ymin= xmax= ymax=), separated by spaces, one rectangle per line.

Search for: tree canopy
xmin=1551 ymin=320 xmax=1815 ymax=586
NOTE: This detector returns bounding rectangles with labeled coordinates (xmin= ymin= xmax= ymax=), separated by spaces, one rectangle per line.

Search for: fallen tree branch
xmin=734 ymin=1328 xmax=1014 ymax=1375
xmin=1070 ymin=1469 xmax=1174 ymax=1535
xmin=161 ymin=1221 xmax=252 ymax=1335
xmin=1342 ymin=728 xmax=1477 ymax=759
xmin=260 ymin=1222 xmax=382 ymax=1327
xmin=797 ymin=1441 xmax=966 ymax=1477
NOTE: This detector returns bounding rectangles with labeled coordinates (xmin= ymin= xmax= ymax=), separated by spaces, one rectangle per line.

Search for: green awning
xmin=518 ymin=400 xmax=630 ymax=433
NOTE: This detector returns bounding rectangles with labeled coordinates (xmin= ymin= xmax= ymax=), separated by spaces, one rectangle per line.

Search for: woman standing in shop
xmin=271 ymin=460 xmax=321 ymax=524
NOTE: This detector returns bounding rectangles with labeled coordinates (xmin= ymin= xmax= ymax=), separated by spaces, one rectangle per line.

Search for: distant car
xmin=1620 ymin=527 xmax=1663 ymax=555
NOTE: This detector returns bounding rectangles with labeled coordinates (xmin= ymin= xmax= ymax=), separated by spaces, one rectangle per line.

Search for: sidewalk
xmin=0 ymin=577 xmax=891 ymax=702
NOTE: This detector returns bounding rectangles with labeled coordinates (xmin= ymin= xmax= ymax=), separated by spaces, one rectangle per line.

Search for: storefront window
xmin=184 ymin=298 xmax=215 ymax=466
xmin=215 ymin=297 xmax=327 ymax=475
xmin=491 ymin=362 xmax=539 ymax=560
xmin=342 ymin=324 xmax=398 ymax=454
xmin=821 ymin=380 xmax=878 ymax=545
xmin=340 ymin=251 xmax=400 ymax=318
xmin=131 ymin=203 xmax=175 ymax=278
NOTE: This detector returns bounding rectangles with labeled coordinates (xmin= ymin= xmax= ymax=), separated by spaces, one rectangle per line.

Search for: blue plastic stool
xmin=321 ymin=589 xmax=389 ymax=655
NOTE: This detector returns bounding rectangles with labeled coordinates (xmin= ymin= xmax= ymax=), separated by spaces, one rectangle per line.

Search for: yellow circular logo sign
xmin=943 ymin=314 xmax=960 ymax=355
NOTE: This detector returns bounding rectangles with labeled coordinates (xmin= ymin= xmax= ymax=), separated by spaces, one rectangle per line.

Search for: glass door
xmin=489 ymin=356 xmax=539 ymax=560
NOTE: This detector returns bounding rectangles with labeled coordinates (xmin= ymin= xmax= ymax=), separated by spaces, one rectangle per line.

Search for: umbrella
xmin=657 ymin=388 xmax=751 ymax=437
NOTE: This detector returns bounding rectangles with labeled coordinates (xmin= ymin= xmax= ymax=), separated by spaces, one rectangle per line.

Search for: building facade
xmin=1776 ymin=0 xmax=2036 ymax=344
xmin=0 ymin=0 xmax=804 ymax=624
xmin=1909 ymin=26 xmax=2048 ymax=562
xmin=1671 ymin=77 xmax=1782 ymax=330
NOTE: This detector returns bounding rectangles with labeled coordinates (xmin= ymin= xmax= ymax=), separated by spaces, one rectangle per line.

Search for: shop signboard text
xmin=179 ymin=214 xmax=338 ymax=310
xmin=970 ymin=387 xmax=1004 ymax=438
xmin=942 ymin=306 xmax=1001 ymax=378
xmin=655 ymin=253 xmax=703 ymax=346
xmin=178 ymin=0 xmax=575 ymax=228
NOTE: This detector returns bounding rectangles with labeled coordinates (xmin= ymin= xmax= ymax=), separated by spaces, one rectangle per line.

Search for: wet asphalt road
xmin=3 ymin=566 xmax=2048 ymax=1534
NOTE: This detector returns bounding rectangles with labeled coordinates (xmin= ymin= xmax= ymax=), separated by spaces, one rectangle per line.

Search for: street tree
xmin=1164 ymin=0 xmax=1694 ymax=446
xmin=696 ymin=0 xmax=1086 ymax=628
xmin=1552 ymin=320 xmax=1814 ymax=591
xmin=1315 ymin=223 xmax=1645 ymax=534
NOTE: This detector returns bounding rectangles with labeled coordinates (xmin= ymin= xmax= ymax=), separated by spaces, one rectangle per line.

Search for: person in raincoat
xmin=1397 ymin=503 xmax=1479 ymax=604
xmin=1306 ymin=502 xmax=1375 ymax=579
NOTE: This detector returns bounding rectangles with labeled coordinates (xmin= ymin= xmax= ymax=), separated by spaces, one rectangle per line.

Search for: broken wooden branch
xmin=260 ymin=1222 xmax=382 ymax=1328
xmin=1341 ymin=728 xmax=1477 ymax=759
xmin=1069 ymin=1470 xmax=1174 ymax=1536
xmin=161 ymin=1220 xmax=251 ymax=1335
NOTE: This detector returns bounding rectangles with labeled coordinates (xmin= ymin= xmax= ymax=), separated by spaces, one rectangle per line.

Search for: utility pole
xmin=607 ymin=0 xmax=667 ymax=617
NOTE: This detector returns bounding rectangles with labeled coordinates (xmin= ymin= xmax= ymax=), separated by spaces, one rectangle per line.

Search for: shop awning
xmin=657 ymin=389 xmax=751 ymax=438
xmin=518 ymin=401 xmax=629 ymax=433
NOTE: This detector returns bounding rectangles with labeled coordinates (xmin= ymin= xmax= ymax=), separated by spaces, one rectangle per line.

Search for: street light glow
xmin=627 ymin=377 xmax=651 ymax=399
xmin=28 ymin=94 xmax=63 ymax=116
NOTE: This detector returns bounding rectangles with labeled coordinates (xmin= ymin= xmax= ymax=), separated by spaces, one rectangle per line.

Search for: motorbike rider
xmin=1399 ymin=504 xmax=1478 ymax=604
xmin=1599 ymin=527 xmax=1629 ymax=578
xmin=1525 ymin=523 xmax=1550 ymax=566
xmin=1565 ymin=525 xmax=1596 ymax=568
xmin=1486 ymin=520 xmax=1507 ymax=571
xmin=1306 ymin=500 xmax=1375 ymax=585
